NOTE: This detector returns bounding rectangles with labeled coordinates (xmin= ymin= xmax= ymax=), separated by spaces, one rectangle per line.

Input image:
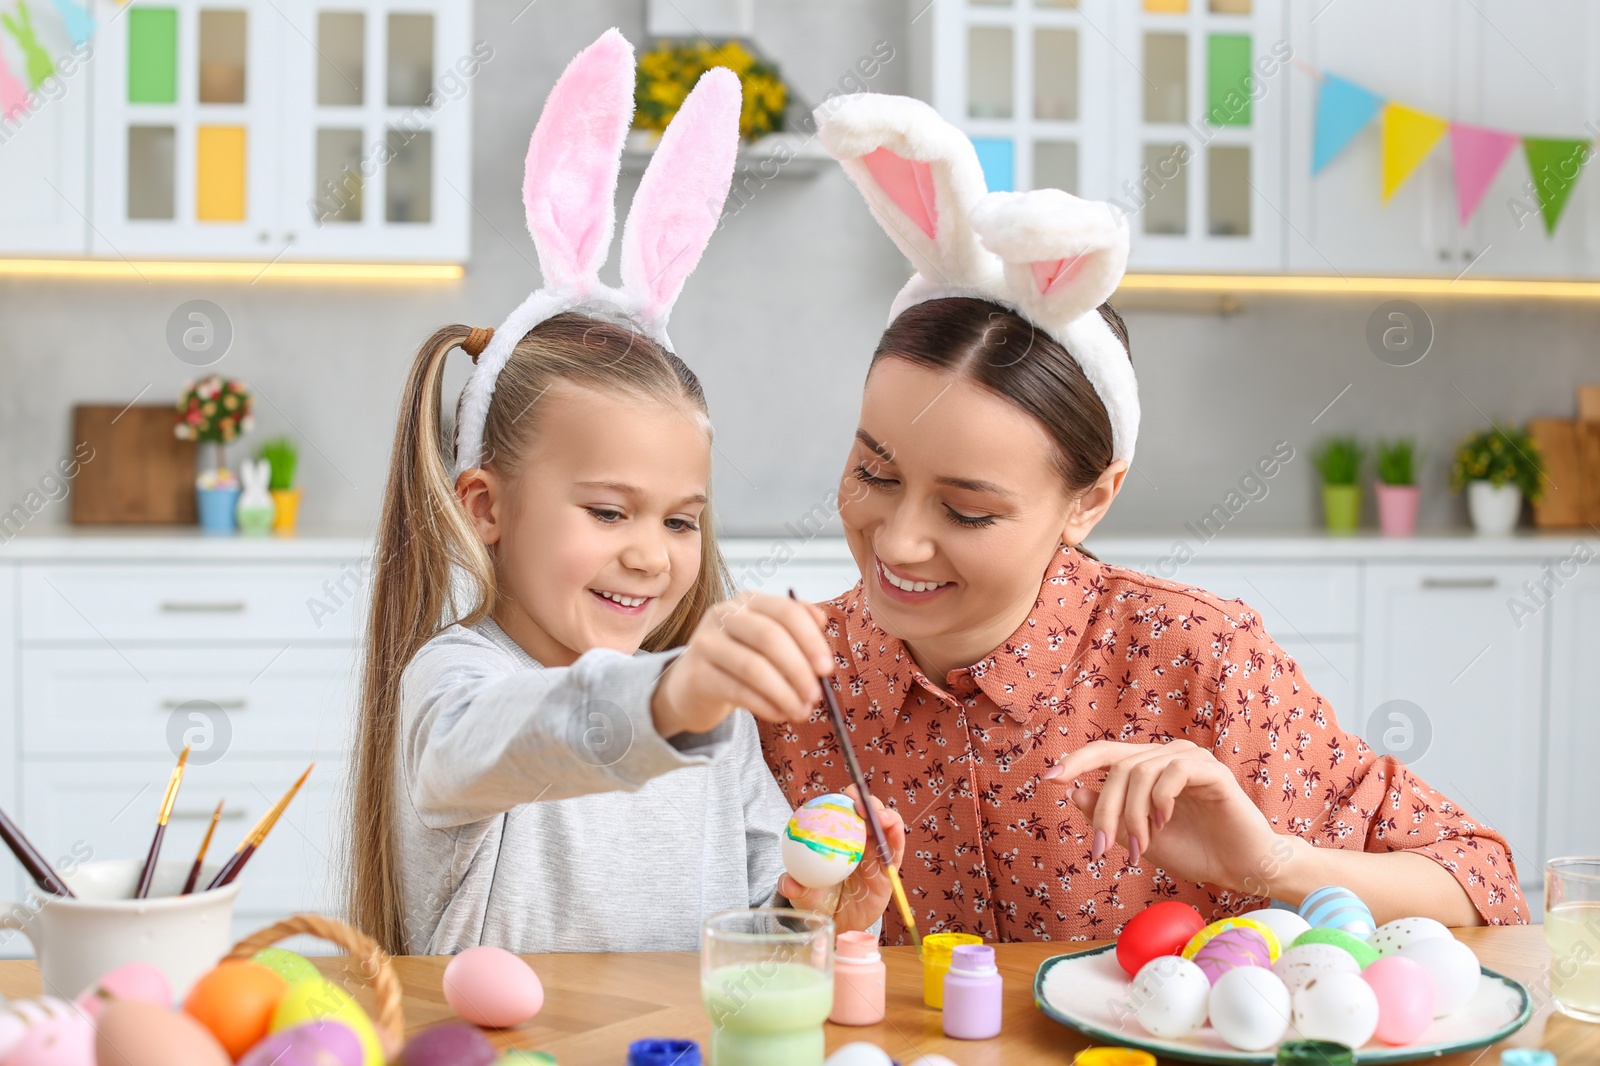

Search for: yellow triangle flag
xmin=1381 ymin=103 xmax=1449 ymax=202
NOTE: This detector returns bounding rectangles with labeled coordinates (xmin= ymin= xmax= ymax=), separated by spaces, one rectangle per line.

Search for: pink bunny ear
xmin=816 ymin=94 xmax=993 ymax=290
xmin=523 ymin=29 xmax=635 ymax=295
xmin=969 ymin=189 xmax=1129 ymax=325
xmin=618 ymin=65 xmax=742 ymax=338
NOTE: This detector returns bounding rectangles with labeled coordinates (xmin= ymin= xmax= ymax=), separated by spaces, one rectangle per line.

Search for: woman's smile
xmin=874 ymin=556 xmax=954 ymax=602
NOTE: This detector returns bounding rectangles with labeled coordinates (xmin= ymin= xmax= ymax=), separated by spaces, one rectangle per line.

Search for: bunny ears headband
xmin=454 ymin=30 xmax=741 ymax=476
xmin=816 ymin=95 xmax=1140 ymax=464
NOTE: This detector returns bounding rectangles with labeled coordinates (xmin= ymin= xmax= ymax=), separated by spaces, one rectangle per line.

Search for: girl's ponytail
xmin=345 ymin=325 xmax=494 ymax=955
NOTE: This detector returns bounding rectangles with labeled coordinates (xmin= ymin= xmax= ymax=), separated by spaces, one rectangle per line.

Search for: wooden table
xmin=0 ymin=926 xmax=1593 ymax=1064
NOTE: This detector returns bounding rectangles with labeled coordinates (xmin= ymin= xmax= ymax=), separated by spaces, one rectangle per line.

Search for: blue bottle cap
xmin=1499 ymin=1052 xmax=1556 ymax=1066
xmin=628 ymin=1038 xmax=701 ymax=1066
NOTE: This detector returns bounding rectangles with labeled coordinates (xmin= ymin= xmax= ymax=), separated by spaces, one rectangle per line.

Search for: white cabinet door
xmin=1285 ymin=0 xmax=1460 ymax=275
xmin=1546 ymin=561 xmax=1600 ymax=867
xmin=0 ymin=45 xmax=90 ymax=253
xmin=89 ymin=0 xmax=284 ymax=257
xmin=0 ymin=566 xmax=15 ymax=907
xmin=276 ymin=0 xmax=473 ymax=261
xmin=1454 ymin=0 xmax=1600 ymax=279
xmin=1361 ymin=563 xmax=1546 ymax=893
xmin=1112 ymin=0 xmax=1288 ymax=271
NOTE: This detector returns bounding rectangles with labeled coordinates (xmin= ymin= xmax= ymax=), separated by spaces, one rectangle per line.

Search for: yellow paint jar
xmin=919 ymin=932 xmax=984 ymax=1009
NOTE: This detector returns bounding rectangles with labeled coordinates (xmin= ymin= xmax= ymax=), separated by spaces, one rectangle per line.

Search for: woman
xmin=759 ymin=93 xmax=1524 ymax=943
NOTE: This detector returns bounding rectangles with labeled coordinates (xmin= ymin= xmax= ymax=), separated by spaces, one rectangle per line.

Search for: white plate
xmin=1034 ymin=943 xmax=1532 ymax=1064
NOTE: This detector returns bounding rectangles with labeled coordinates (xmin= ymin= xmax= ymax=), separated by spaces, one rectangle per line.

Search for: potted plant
xmin=258 ymin=437 xmax=302 ymax=534
xmin=1375 ymin=439 xmax=1420 ymax=537
xmin=1450 ymin=423 xmax=1543 ymax=536
xmin=1313 ymin=437 xmax=1364 ymax=533
xmin=174 ymin=376 xmax=254 ymax=533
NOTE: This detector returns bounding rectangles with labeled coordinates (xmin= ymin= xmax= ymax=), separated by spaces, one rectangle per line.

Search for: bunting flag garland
xmin=49 ymin=0 xmax=91 ymax=48
xmin=1380 ymin=103 xmax=1449 ymax=202
xmin=1310 ymin=67 xmax=1598 ymax=235
xmin=1450 ymin=123 xmax=1521 ymax=224
xmin=0 ymin=46 xmax=25 ymax=121
xmin=1312 ymin=74 xmax=1385 ymax=174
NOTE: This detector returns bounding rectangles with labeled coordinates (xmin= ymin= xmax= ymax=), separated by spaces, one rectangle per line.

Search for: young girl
xmin=346 ymin=32 xmax=901 ymax=956
xmin=761 ymin=92 xmax=1524 ymax=943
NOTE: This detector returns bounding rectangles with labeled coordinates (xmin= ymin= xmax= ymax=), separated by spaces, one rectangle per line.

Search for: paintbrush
xmin=135 ymin=745 xmax=190 ymax=899
xmin=788 ymin=591 xmax=921 ymax=950
xmin=181 ymin=799 xmax=225 ymax=895
xmin=205 ymin=763 xmax=313 ymax=892
xmin=0 ymin=805 xmax=73 ymax=898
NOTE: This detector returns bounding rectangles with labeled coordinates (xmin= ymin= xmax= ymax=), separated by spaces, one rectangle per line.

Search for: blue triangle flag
xmin=1313 ymin=74 xmax=1385 ymax=174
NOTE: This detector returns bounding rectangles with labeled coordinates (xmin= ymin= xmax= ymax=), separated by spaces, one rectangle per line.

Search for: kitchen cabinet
xmin=1546 ymin=564 xmax=1600 ymax=870
xmin=1108 ymin=0 xmax=1289 ymax=271
xmin=0 ymin=48 xmax=90 ymax=254
xmin=1360 ymin=563 xmax=1547 ymax=901
xmin=80 ymin=0 xmax=471 ymax=261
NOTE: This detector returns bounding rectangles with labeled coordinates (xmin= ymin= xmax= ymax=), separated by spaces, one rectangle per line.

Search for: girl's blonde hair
xmin=345 ymin=312 xmax=732 ymax=954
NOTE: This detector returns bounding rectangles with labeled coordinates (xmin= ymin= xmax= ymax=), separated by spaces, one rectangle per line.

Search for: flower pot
xmin=1321 ymin=483 xmax=1361 ymax=533
xmin=270 ymin=488 xmax=302 ymax=533
xmin=196 ymin=486 xmax=241 ymax=534
xmin=1376 ymin=483 xmax=1420 ymax=537
xmin=1467 ymin=480 xmax=1521 ymax=536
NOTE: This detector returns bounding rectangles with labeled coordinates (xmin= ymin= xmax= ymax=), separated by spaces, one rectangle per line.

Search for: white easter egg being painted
xmin=782 ymin=794 xmax=867 ymax=889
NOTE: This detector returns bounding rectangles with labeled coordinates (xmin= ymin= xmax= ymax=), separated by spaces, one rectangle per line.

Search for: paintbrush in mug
xmin=0 ymin=805 xmax=73 ymax=898
xmin=788 ymin=590 xmax=921 ymax=950
xmin=135 ymin=745 xmax=191 ymax=899
xmin=206 ymin=763 xmax=312 ymax=892
xmin=181 ymin=799 xmax=225 ymax=895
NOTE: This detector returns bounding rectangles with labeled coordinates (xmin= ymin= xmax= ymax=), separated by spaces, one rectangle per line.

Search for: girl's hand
xmin=651 ymin=592 xmax=833 ymax=737
xmin=1044 ymin=740 xmax=1284 ymax=896
xmin=779 ymin=787 xmax=907 ymax=934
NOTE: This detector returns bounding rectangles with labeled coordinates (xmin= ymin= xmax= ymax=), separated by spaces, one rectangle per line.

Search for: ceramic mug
xmin=0 ymin=859 xmax=239 ymax=1000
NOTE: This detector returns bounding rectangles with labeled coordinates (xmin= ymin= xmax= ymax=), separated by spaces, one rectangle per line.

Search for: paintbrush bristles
xmin=136 ymin=745 xmax=192 ymax=900
xmin=157 ymin=746 xmax=191 ymax=825
xmin=205 ymin=763 xmax=313 ymax=892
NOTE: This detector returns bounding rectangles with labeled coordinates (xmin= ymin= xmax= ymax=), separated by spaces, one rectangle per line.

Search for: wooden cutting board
xmin=1529 ymin=419 xmax=1585 ymax=528
xmin=70 ymin=404 xmax=198 ymax=525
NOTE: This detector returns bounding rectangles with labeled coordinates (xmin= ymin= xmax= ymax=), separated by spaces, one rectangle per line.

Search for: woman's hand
xmin=1044 ymin=740 xmax=1286 ymax=896
xmin=651 ymin=592 xmax=833 ymax=737
xmin=780 ymin=786 xmax=907 ymax=934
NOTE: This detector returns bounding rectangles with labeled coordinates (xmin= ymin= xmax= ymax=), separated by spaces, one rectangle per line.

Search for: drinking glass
xmin=701 ymin=907 xmax=834 ymax=1066
xmin=1546 ymin=856 xmax=1600 ymax=1022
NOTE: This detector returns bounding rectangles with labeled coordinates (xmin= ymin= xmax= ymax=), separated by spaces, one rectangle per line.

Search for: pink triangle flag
xmin=1450 ymin=122 xmax=1521 ymax=224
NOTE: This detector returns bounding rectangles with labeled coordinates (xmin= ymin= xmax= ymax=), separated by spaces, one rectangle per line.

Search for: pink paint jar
xmin=829 ymin=930 xmax=886 ymax=1026
xmin=942 ymin=943 xmax=1002 ymax=1040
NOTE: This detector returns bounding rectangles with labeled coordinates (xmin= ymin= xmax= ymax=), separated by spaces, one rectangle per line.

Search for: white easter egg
xmin=1272 ymin=942 xmax=1362 ymax=994
xmin=1208 ymin=967 xmax=1290 ymax=1051
xmin=906 ymin=1058 xmax=959 ymax=1066
xmin=1367 ymin=916 xmax=1451 ymax=957
xmin=1129 ymin=955 xmax=1210 ymax=1039
xmin=1238 ymin=907 xmax=1312 ymax=947
xmin=1398 ymin=935 xmax=1481 ymax=1016
xmin=1292 ymin=970 xmax=1380 ymax=1048
xmin=824 ymin=1042 xmax=894 ymax=1066
xmin=782 ymin=795 xmax=866 ymax=890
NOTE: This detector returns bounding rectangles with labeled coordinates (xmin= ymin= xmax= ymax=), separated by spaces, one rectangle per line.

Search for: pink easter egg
xmin=1362 ymin=955 xmax=1436 ymax=1045
xmin=73 ymin=962 xmax=172 ymax=1020
xmin=0 ymin=1008 xmax=94 ymax=1066
xmin=442 ymin=947 xmax=543 ymax=1029
xmin=1191 ymin=927 xmax=1272 ymax=985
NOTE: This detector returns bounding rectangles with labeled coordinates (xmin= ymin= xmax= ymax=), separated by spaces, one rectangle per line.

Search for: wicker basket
xmin=226 ymin=913 xmax=406 ymax=1059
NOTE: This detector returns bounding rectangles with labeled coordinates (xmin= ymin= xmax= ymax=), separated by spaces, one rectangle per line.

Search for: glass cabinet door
xmin=90 ymin=0 xmax=282 ymax=256
xmin=277 ymin=0 xmax=472 ymax=261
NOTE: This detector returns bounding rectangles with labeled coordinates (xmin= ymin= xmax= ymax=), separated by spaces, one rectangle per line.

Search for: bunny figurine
xmin=235 ymin=458 xmax=276 ymax=535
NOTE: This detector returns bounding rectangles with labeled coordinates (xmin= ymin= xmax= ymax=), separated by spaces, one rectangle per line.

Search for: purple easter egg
xmin=1192 ymin=927 xmax=1272 ymax=985
xmin=396 ymin=1023 xmax=498 ymax=1066
xmin=238 ymin=1021 xmax=363 ymax=1066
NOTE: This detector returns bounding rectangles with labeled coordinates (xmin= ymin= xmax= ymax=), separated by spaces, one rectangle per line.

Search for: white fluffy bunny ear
xmin=619 ymin=65 xmax=742 ymax=346
xmin=522 ymin=28 xmax=636 ymax=296
xmin=815 ymin=94 xmax=993 ymax=292
xmin=969 ymin=189 xmax=1129 ymax=326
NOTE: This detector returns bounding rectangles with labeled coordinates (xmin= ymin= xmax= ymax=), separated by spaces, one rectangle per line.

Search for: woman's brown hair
xmin=872 ymin=296 xmax=1131 ymax=495
xmin=345 ymin=311 xmax=731 ymax=954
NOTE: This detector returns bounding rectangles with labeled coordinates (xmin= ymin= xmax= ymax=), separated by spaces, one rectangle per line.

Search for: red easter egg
xmin=1116 ymin=901 xmax=1207 ymax=977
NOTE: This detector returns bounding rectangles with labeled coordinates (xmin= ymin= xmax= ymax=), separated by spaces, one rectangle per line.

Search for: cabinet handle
xmin=159 ymin=601 xmax=246 ymax=613
xmin=1421 ymin=576 xmax=1497 ymax=589
xmin=160 ymin=699 xmax=247 ymax=710
xmin=170 ymin=807 xmax=247 ymax=821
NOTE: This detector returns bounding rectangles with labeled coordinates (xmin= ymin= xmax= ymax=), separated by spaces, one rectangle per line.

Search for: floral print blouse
xmin=758 ymin=545 xmax=1527 ymax=944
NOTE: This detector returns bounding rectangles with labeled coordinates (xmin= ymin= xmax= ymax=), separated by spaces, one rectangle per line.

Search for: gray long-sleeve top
xmin=395 ymin=617 xmax=793 ymax=954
